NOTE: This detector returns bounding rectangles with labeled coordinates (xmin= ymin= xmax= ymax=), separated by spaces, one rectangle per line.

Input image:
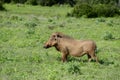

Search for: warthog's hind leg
xmin=88 ymin=52 xmax=99 ymax=63
xmin=87 ymin=54 xmax=92 ymax=62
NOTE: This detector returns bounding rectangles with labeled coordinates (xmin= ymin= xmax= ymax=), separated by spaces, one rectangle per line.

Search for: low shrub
xmin=67 ymin=63 xmax=81 ymax=74
xmin=10 ymin=15 xmax=19 ymax=20
xmin=102 ymin=32 xmax=114 ymax=40
xmin=97 ymin=18 xmax=106 ymax=22
xmin=24 ymin=21 xmax=37 ymax=28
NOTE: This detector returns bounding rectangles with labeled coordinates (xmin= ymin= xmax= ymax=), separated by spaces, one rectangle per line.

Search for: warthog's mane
xmin=54 ymin=32 xmax=74 ymax=40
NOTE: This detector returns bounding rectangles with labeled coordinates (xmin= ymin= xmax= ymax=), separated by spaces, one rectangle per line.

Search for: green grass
xmin=3 ymin=4 xmax=71 ymax=17
xmin=0 ymin=4 xmax=120 ymax=80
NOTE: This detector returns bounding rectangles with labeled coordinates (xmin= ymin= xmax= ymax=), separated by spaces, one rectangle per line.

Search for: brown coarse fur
xmin=44 ymin=32 xmax=98 ymax=62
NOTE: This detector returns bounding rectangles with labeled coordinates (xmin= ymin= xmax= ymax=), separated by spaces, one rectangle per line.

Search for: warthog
xmin=44 ymin=32 xmax=98 ymax=62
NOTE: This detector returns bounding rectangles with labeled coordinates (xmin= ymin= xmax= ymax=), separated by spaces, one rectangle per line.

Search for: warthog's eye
xmin=52 ymin=35 xmax=55 ymax=37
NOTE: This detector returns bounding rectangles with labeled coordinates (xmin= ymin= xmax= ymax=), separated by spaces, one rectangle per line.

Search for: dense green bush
xmin=2 ymin=0 xmax=120 ymax=7
xmin=37 ymin=0 xmax=76 ymax=6
xmin=92 ymin=4 xmax=120 ymax=17
xmin=37 ymin=0 xmax=58 ymax=6
xmin=26 ymin=0 xmax=37 ymax=5
xmin=2 ymin=0 xmax=76 ymax=6
xmin=76 ymin=0 xmax=119 ymax=5
xmin=69 ymin=3 xmax=93 ymax=17
xmin=8 ymin=0 xmax=27 ymax=4
xmin=0 ymin=1 xmax=5 ymax=11
xmin=68 ymin=3 xmax=120 ymax=18
xmin=2 ymin=0 xmax=11 ymax=3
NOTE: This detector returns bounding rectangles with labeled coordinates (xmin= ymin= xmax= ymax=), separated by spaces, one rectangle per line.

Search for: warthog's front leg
xmin=61 ymin=53 xmax=68 ymax=62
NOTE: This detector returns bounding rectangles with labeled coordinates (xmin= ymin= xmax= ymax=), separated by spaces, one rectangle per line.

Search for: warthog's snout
xmin=43 ymin=45 xmax=47 ymax=49
xmin=43 ymin=45 xmax=51 ymax=49
xmin=43 ymin=45 xmax=48 ymax=49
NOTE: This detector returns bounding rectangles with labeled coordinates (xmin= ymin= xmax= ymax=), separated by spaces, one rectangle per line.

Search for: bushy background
xmin=1 ymin=0 xmax=120 ymax=17
xmin=2 ymin=0 xmax=120 ymax=7
xmin=0 ymin=1 xmax=5 ymax=10
xmin=68 ymin=3 xmax=120 ymax=18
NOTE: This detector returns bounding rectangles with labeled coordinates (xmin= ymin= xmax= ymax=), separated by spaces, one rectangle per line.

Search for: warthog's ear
xmin=53 ymin=32 xmax=62 ymax=38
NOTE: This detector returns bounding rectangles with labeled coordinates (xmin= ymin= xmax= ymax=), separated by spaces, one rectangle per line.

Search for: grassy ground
xmin=0 ymin=4 xmax=120 ymax=80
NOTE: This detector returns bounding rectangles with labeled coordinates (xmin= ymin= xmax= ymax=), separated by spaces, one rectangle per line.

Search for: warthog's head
xmin=43 ymin=33 xmax=62 ymax=49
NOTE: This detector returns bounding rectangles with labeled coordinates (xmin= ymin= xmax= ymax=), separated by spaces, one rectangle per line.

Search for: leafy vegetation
xmin=2 ymin=0 xmax=120 ymax=7
xmin=0 ymin=4 xmax=120 ymax=80
xmin=68 ymin=3 xmax=120 ymax=18
xmin=0 ymin=1 xmax=5 ymax=10
xmin=102 ymin=32 xmax=115 ymax=40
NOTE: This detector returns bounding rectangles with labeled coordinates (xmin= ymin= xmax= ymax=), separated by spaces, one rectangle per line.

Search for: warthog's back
xmin=79 ymin=40 xmax=97 ymax=51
